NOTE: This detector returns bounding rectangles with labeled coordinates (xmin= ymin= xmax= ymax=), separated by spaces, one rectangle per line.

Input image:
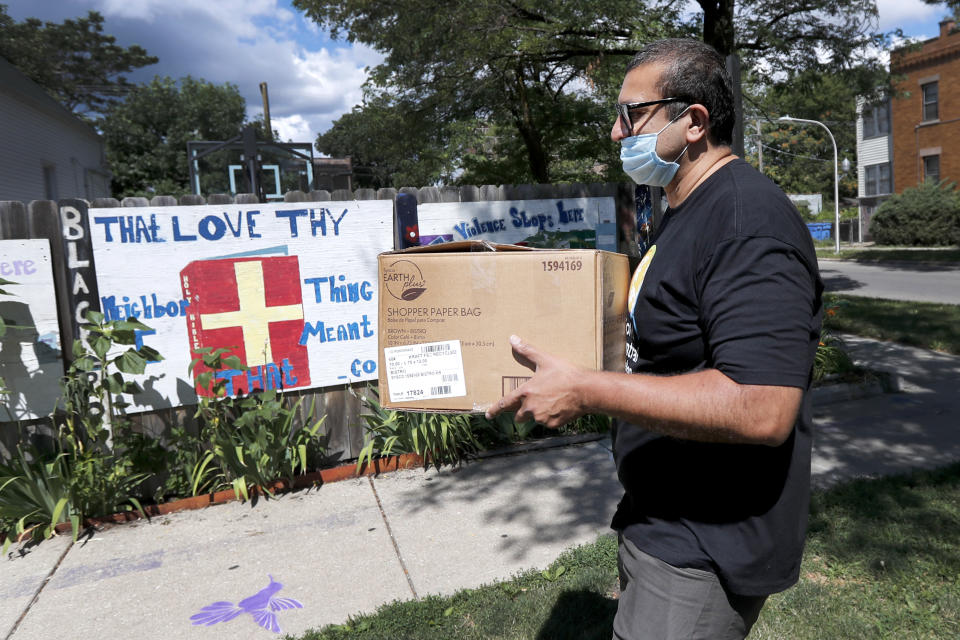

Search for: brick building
xmin=856 ymin=18 xmax=960 ymax=234
xmin=891 ymin=18 xmax=960 ymax=191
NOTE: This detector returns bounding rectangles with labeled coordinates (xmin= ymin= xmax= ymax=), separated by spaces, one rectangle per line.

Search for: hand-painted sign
xmin=183 ymin=256 xmax=310 ymax=397
xmin=0 ymin=240 xmax=64 ymax=420
xmin=415 ymin=198 xmax=615 ymax=248
xmin=87 ymin=201 xmax=393 ymax=410
xmin=58 ymin=199 xmax=101 ymax=341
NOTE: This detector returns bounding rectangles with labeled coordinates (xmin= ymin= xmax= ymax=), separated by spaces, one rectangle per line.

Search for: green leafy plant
xmin=813 ymin=327 xmax=856 ymax=383
xmin=356 ymin=386 xmax=612 ymax=471
xmin=356 ymin=387 xmax=480 ymax=470
xmin=470 ymin=411 xmax=611 ymax=450
xmin=0 ymin=447 xmax=75 ymax=554
xmin=159 ymin=426 xmax=223 ymax=499
xmin=55 ymin=311 xmax=161 ymax=520
xmin=1 ymin=310 xmax=161 ymax=548
xmin=540 ymin=564 xmax=567 ymax=582
xmin=471 ymin=411 xmax=539 ymax=448
xmin=189 ymin=347 xmax=327 ymax=501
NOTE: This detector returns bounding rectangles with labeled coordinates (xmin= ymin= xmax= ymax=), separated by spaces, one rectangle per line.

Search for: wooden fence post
xmin=0 ymin=200 xmax=30 ymax=239
xmin=53 ymin=199 xmax=100 ymax=352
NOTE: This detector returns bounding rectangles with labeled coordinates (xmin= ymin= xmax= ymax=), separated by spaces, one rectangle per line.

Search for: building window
xmin=862 ymin=101 xmax=890 ymax=138
xmin=42 ymin=165 xmax=58 ymax=201
xmin=923 ymin=155 xmax=940 ymax=183
xmin=922 ymin=82 xmax=939 ymax=121
xmin=865 ymin=163 xmax=891 ymax=196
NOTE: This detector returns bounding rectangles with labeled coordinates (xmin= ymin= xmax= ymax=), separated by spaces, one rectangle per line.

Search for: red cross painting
xmin=181 ymin=256 xmax=310 ymax=397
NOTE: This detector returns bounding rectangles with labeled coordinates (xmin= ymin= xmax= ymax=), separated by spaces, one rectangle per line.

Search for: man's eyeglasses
xmin=616 ymin=97 xmax=682 ymax=132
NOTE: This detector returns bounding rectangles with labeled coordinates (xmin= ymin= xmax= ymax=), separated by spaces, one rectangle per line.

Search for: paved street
xmin=819 ymin=259 xmax=960 ymax=304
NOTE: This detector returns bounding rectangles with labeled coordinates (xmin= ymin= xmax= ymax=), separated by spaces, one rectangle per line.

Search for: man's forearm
xmin=577 ymin=368 xmax=802 ymax=447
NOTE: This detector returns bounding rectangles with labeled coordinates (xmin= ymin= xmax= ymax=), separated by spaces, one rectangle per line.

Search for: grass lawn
xmin=815 ymin=247 xmax=960 ymax=262
xmin=291 ymin=464 xmax=960 ymax=640
xmin=824 ymin=293 xmax=960 ymax=355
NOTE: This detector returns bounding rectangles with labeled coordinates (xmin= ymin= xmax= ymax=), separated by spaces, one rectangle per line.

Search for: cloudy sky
xmin=4 ymin=0 xmax=955 ymax=146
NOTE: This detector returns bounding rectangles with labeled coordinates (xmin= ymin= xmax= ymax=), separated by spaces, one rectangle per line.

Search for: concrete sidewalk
xmin=2 ymin=336 xmax=959 ymax=639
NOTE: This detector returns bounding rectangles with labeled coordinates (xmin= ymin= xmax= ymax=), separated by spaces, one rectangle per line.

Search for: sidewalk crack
xmin=4 ymin=539 xmax=73 ymax=640
xmin=368 ymin=476 xmax=418 ymax=599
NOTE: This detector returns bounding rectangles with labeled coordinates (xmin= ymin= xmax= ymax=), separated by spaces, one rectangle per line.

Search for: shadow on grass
xmin=824 ymin=293 xmax=960 ymax=354
xmin=807 ymin=462 xmax=960 ymax=577
xmin=535 ymin=589 xmax=617 ymax=640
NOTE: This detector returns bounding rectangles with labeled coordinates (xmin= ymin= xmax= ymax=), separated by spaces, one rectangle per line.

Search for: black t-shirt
xmin=611 ymin=158 xmax=823 ymax=596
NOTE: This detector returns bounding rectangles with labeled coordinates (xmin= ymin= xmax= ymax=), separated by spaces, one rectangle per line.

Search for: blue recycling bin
xmin=806 ymin=222 xmax=832 ymax=241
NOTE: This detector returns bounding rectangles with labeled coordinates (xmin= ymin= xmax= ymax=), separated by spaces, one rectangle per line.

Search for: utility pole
xmin=260 ymin=81 xmax=272 ymax=142
xmin=756 ymin=119 xmax=763 ymax=173
xmin=726 ymin=54 xmax=744 ymax=157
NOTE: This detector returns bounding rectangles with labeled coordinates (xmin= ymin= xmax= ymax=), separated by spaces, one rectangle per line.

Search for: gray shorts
xmin=613 ymin=535 xmax=767 ymax=640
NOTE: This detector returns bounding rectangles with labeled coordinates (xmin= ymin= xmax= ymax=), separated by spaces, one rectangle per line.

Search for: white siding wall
xmin=0 ymin=84 xmax=110 ymax=203
xmin=855 ymin=96 xmax=892 ymax=198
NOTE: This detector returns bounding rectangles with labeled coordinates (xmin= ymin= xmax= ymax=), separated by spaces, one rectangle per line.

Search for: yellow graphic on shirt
xmin=627 ymin=244 xmax=657 ymax=313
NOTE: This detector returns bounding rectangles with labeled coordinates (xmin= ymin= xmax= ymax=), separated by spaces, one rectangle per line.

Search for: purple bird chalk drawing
xmin=190 ymin=575 xmax=303 ymax=633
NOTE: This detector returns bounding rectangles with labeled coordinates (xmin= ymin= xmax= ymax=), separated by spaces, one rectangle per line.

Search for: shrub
xmin=356 ymin=388 xmax=481 ymax=469
xmin=189 ymin=347 xmax=328 ymax=501
xmin=870 ymin=181 xmax=960 ymax=246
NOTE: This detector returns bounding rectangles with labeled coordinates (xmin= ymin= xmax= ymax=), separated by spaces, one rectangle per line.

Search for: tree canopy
xmin=296 ymin=0 xmax=693 ymax=187
xmin=743 ymin=69 xmax=864 ymax=205
xmin=100 ymin=76 xmax=247 ymax=198
xmin=296 ymin=0 xmax=886 ymax=187
xmin=701 ymin=0 xmax=880 ymax=73
xmin=0 ymin=5 xmax=157 ymax=118
xmin=923 ymin=1 xmax=960 ymax=19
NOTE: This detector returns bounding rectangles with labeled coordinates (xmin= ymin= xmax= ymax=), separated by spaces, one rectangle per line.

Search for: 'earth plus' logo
xmin=383 ymin=259 xmax=427 ymax=301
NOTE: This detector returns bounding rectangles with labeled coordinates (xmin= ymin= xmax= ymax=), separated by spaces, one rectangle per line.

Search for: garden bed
xmin=41 ymin=452 xmax=426 ymax=539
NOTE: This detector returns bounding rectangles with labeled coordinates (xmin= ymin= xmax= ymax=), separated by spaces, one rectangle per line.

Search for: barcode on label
xmin=442 ymin=373 xmax=459 ymax=382
xmin=430 ymin=385 xmax=452 ymax=396
xmin=502 ymin=376 xmax=531 ymax=394
xmin=421 ymin=343 xmax=452 ymax=354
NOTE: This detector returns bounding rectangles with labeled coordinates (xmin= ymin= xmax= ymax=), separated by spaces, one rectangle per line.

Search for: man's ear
xmin=685 ymin=104 xmax=710 ymax=144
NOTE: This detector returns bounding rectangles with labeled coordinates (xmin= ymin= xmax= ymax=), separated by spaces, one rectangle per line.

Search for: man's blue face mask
xmin=620 ymin=106 xmax=691 ymax=187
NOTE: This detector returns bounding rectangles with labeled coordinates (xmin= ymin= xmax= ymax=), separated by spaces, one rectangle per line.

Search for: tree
xmin=742 ymin=66 xmax=885 ymax=201
xmin=296 ymin=0 xmax=884 ymax=186
xmin=100 ymin=76 xmax=246 ymax=198
xmin=923 ymin=1 xmax=960 ymax=19
xmin=296 ymin=0 xmax=693 ymax=185
xmin=0 ymin=5 xmax=157 ymax=118
xmin=699 ymin=0 xmax=881 ymax=74
xmin=316 ymin=94 xmax=473 ymax=189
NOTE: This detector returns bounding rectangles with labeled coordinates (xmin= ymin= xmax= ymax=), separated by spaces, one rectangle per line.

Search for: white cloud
xmin=98 ymin=0 xmax=276 ymax=37
xmin=877 ymin=0 xmax=945 ymax=35
xmin=3 ymin=0 xmax=384 ymax=141
xmin=268 ymin=113 xmax=313 ymax=142
xmin=41 ymin=0 xmax=385 ymax=141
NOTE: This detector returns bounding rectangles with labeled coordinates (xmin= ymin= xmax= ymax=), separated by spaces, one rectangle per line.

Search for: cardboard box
xmin=377 ymin=241 xmax=629 ymax=412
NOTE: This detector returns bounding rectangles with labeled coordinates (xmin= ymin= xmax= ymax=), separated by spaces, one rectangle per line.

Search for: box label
xmin=384 ymin=340 xmax=468 ymax=402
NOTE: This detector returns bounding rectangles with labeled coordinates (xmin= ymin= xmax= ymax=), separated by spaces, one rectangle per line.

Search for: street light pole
xmin=779 ymin=116 xmax=840 ymax=254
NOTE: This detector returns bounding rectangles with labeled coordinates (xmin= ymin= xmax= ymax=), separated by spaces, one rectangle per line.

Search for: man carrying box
xmin=486 ymin=38 xmax=822 ymax=640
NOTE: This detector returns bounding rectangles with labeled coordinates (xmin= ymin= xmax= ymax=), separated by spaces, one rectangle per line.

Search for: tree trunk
xmin=701 ymin=0 xmax=735 ymax=56
xmin=700 ymin=0 xmax=744 ymax=156
xmin=510 ymin=66 xmax=551 ymax=183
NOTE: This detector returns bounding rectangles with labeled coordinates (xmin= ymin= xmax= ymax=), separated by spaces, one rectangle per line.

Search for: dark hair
xmin=626 ymin=39 xmax=735 ymax=146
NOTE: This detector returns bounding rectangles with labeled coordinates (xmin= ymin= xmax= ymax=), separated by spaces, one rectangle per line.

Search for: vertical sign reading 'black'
xmin=58 ymin=199 xmax=100 ymax=342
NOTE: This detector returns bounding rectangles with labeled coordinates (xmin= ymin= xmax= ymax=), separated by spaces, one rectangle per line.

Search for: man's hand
xmin=484 ymin=335 xmax=589 ymax=428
